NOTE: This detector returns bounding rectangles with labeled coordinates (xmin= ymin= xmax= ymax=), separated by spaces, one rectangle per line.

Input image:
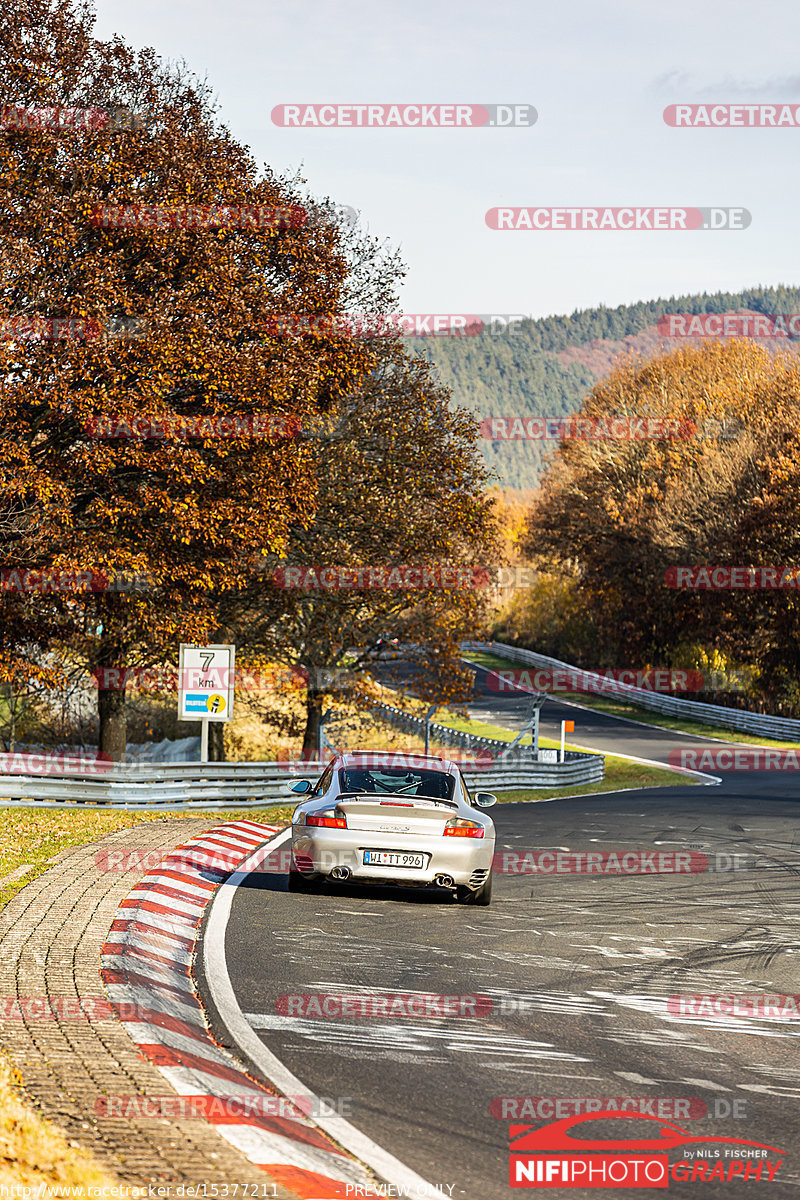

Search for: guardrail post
xmin=424 ymin=705 xmax=437 ymax=754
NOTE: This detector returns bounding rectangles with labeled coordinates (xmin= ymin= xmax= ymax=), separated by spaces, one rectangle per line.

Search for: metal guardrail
xmin=0 ymin=724 xmax=605 ymax=806
xmin=463 ymin=640 xmax=800 ymax=742
xmin=462 ymin=762 xmax=605 ymax=789
xmin=0 ymin=677 xmax=609 ymax=807
xmin=0 ymin=761 xmax=313 ymax=808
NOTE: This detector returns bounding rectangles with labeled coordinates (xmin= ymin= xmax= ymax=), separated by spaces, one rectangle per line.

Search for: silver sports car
xmin=287 ymin=750 xmax=497 ymax=904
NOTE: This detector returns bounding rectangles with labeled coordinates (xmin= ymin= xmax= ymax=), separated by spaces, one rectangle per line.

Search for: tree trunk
xmin=301 ymin=688 xmax=324 ymax=757
xmin=95 ymin=630 xmax=127 ymax=762
xmin=98 ymin=681 xmax=127 ymax=762
xmin=208 ymin=721 xmax=226 ymax=761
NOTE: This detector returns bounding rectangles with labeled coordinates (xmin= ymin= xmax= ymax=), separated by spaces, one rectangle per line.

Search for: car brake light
xmin=379 ymin=802 xmax=414 ymax=807
xmin=306 ymin=810 xmax=347 ymax=829
xmin=443 ymin=818 xmax=484 ymax=838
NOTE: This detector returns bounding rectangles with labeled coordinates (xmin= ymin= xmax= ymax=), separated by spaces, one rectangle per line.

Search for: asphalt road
xmin=204 ymin=666 xmax=800 ymax=1198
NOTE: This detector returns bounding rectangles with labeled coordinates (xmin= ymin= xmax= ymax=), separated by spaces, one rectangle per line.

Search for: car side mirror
xmin=286 ymin=779 xmax=313 ymax=794
xmin=473 ymin=792 xmax=497 ymax=808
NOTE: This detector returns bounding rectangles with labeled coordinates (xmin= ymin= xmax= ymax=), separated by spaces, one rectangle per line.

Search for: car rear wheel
xmin=456 ymin=873 xmax=492 ymax=906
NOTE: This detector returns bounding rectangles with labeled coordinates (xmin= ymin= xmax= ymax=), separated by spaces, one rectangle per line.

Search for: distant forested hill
xmin=408 ymin=285 xmax=800 ymax=489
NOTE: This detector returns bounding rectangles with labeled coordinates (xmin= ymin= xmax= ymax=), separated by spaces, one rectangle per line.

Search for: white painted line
xmin=203 ymin=829 xmax=440 ymax=1200
xmin=569 ymin=742 xmax=722 ymax=786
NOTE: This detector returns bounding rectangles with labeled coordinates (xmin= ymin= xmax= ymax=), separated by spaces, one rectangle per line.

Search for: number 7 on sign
xmin=200 ymin=652 xmax=215 ymax=673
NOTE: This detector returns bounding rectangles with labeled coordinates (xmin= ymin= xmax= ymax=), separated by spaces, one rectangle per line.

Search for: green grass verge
xmin=464 ymin=652 xmax=800 ymax=749
xmin=0 ymin=805 xmax=292 ymax=913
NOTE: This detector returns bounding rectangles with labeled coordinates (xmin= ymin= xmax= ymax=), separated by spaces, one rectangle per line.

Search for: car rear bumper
xmin=291 ymin=826 xmax=494 ymax=885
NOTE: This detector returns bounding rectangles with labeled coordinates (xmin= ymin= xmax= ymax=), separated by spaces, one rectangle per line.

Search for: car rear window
xmin=338 ymin=767 xmax=453 ymax=800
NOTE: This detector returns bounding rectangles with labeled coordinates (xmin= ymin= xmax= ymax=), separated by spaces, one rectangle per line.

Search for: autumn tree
xmin=0 ymin=0 xmax=396 ymax=757
xmin=214 ymin=342 xmax=501 ymax=753
xmin=520 ymin=341 xmax=799 ymax=700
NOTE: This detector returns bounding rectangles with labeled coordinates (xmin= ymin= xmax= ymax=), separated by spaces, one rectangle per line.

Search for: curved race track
xmin=200 ymin=667 xmax=800 ymax=1198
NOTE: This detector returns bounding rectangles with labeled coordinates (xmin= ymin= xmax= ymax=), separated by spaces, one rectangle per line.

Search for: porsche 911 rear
xmin=288 ymin=754 xmax=496 ymax=904
xmin=294 ymin=796 xmax=492 ymax=885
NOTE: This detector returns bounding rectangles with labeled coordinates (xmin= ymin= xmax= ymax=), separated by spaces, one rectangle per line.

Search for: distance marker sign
xmin=178 ymin=643 xmax=235 ymax=722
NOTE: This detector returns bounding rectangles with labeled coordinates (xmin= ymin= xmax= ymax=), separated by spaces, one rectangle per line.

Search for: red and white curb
xmin=100 ymin=820 xmax=379 ymax=1199
xmin=203 ymin=832 xmax=439 ymax=1200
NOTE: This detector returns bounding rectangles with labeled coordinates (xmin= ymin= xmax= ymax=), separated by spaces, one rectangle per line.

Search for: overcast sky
xmin=92 ymin=0 xmax=800 ymax=319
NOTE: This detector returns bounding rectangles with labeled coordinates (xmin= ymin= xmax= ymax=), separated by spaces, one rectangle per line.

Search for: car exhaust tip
xmin=329 ymin=866 xmax=351 ymax=881
xmin=434 ymin=873 xmax=455 ymax=889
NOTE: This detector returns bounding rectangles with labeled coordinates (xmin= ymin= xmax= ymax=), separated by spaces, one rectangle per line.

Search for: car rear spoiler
xmin=336 ymin=791 xmax=459 ymax=809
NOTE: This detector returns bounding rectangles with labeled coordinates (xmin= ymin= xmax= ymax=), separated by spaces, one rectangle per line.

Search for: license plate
xmin=363 ymin=850 xmax=427 ymax=869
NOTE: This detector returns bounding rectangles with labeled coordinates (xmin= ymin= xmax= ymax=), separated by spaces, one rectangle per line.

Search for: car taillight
xmin=306 ymin=810 xmax=347 ymax=829
xmin=443 ymin=818 xmax=484 ymax=838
